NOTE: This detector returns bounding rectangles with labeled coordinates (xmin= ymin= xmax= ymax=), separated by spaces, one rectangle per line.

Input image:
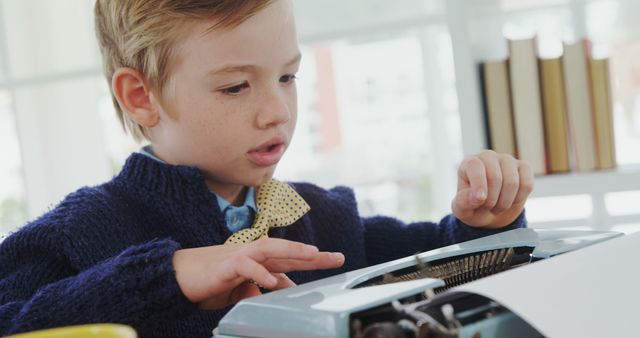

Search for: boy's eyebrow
xmin=207 ymin=53 xmax=302 ymax=76
xmin=285 ymin=53 xmax=302 ymax=67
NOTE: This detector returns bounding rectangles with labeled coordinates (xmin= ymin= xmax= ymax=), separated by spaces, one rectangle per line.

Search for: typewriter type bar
xmin=350 ymin=293 xmax=542 ymax=338
xmin=353 ymin=246 xmax=535 ymax=291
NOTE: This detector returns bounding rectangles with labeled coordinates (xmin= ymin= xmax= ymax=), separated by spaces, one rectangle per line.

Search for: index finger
xmin=460 ymin=156 xmax=488 ymax=203
xmin=245 ymin=237 xmax=320 ymax=263
xmin=263 ymin=251 xmax=345 ymax=273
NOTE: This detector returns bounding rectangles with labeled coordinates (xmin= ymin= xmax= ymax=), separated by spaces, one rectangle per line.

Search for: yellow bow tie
xmin=225 ymin=179 xmax=310 ymax=244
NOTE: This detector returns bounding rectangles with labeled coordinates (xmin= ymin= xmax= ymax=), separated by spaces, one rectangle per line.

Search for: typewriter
xmin=213 ymin=228 xmax=627 ymax=338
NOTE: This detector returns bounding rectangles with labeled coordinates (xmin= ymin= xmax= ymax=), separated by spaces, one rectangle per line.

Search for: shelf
xmin=530 ymin=215 xmax=640 ymax=230
xmin=531 ymin=164 xmax=640 ymax=197
xmin=528 ymin=165 xmax=640 ymax=230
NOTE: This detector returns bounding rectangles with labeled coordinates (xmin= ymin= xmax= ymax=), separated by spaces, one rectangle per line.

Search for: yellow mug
xmin=3 ymin=324 xmax=137 ymax=338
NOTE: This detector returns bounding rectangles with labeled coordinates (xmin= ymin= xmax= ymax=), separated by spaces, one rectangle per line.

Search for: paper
xmin=452 ymin=231 xmax=640 ymax=338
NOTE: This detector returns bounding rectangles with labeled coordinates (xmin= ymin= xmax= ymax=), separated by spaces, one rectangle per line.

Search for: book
xmin=562 ymin=40 xmax=597 ymax=172
xmin=508 ymin=37 xmax=547 ymax=175
xmin=589 ymin=58 xmax=617 ymax=169
xmin=539 ymin=57 xmax=570 ymax=173
xmin=479 ymin=60 xmax=516 ymax=157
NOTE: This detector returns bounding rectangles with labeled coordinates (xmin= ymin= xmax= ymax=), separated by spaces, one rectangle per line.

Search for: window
xmin=0 ymin=90 xmax=25 ymax=237
xmin=278 ymin=35 xmax=440 ymax=220
xmin=0 ymin=0 xmax=111 ymax=234
xmin=586 ymin=0 xmax=640 ymax=166
xmin=280 ymin=0 xmax=463 ymax=222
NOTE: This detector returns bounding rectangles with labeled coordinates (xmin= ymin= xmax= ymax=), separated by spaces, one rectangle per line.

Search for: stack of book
xmin=479 ymin=37 xmax=616 ymax=176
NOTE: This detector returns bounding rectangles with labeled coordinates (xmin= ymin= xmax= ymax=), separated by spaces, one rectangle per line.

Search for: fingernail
xmin=332 ymin=252 xmax=344 ymax=262
xmin=474 ymin=189 xmax=486 ymax=201
xmin=267 ymin=274 xmax=278 ymax=286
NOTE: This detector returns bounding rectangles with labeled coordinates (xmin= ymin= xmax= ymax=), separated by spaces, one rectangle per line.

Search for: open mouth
xmin=247 ymin=137 xmax=286 ymax=167
xmin=265 ymin=144 xmax=278 ymax=152
xmin=251 ymin=141 xmax=282 ymax=154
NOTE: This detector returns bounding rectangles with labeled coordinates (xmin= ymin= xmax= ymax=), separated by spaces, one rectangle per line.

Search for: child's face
xmin=151 ymin=0 xmax=299 ymax=198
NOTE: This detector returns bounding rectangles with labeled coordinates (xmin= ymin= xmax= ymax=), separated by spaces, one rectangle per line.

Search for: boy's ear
xmin=111 ymin=68 xmax=160 ymax=128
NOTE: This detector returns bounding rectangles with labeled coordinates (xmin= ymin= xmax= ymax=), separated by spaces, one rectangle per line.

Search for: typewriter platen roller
xmin=214 ymin=228 xmax=621 ymax=338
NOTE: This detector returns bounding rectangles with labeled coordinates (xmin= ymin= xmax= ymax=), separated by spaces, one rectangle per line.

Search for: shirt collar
xmin=139 ymin=145 xmax=163 ymax=162
xmin=215 ymin=186 xmax=257 ymax=212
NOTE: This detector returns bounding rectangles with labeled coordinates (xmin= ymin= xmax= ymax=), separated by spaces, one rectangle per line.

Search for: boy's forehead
xmin=176 ymin=1 xmax=298 ymax=66
xmin=185 ymin=0 xmax=293 ymax=35
xmin=200 ymin=0 xmax=294 ymax=34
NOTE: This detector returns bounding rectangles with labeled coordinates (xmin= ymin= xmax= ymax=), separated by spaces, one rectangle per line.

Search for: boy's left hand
xmin=452 ymin=150 xmax=534 ymax=228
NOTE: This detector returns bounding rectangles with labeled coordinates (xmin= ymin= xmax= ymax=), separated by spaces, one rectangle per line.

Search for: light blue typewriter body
xmin=214 ymin=228 xmax=621 ymax=338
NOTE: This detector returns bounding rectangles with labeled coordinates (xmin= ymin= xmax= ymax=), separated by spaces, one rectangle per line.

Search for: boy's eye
xmin=280 ymin=74 xmax=297 ymax=84
xmin=221 ymin=82 xmax=249 ymax=95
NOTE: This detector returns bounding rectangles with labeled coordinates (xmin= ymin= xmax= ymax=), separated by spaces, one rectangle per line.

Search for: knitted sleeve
xmin=0 ymin=236 xmax=196 ymax=335
xmin=362 ymin=212 xmax=527 ymax=266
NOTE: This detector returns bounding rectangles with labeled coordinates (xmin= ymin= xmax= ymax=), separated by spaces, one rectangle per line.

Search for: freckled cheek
xmin=288 ymin=97 xmax=298 ymax=129
xmin=288 ymin=87 xmax=298 ymax=111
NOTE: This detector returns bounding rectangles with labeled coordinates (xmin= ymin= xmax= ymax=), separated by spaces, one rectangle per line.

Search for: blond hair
xmin=94 ymin=0 xmax=274 ymax=141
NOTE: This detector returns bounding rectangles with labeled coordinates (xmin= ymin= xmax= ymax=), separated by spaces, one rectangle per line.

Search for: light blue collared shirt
xmin=138 ymin=146 xmax=256 ymax=233
xmin=215 ymin=188 xmax=256 ymax=233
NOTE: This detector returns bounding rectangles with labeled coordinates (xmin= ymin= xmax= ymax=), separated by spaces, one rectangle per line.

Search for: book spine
xmin=562 ymin=40 xmax=597 ymax=172
xmin=481 ymin=60 xmax=517 ymax=157
xmin=509 ymin=37 xmax=547 ymax=175
xmin=540 ymin=57 xmax=570 ymax=173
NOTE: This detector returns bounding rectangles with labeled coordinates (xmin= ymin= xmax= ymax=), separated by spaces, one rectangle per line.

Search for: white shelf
xmin=531 ymin=164 xmax=640 ymax=197
xmin=528 ymin=165 xmax=640 ymax=229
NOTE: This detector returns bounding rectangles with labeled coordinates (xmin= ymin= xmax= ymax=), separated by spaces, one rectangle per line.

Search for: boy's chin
xmin=246 ymin=168 xmax=277 ymax=186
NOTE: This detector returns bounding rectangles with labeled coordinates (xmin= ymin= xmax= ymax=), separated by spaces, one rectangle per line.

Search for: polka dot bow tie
xmin=225 ymin=179 xmax=310 ymax=244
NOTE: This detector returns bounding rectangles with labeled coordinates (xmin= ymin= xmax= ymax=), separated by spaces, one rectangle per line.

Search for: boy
xmin=0 ymin=0 xmax=533 ymax=337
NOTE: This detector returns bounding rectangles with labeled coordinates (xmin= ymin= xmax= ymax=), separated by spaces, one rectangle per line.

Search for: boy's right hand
xmin=172 ymin=237 xmax=345 ymax=310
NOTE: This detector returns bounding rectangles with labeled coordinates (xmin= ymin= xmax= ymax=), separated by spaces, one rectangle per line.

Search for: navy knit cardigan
xmin=0 ymin=153 xmax=525 ymax=337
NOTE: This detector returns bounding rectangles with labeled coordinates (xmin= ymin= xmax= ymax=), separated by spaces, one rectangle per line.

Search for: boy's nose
xmin=255 ymin=89 xmax=291 ymax=129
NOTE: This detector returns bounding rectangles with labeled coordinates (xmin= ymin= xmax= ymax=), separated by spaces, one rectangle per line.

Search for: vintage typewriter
xmin=213 ymin=228 xmax=625 ymax=338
